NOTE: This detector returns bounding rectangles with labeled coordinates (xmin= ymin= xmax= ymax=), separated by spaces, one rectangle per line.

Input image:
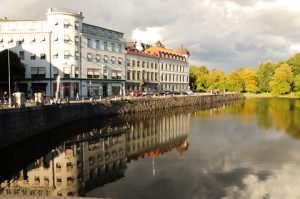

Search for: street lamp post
xmin=7 ymin=48 xmax=11 ymax=106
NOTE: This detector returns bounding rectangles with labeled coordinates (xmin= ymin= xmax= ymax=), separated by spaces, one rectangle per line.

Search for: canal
xmin=1 ymin=98 xmax=300 ymax=198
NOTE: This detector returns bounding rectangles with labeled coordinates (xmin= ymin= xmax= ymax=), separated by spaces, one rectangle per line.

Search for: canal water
xmin=1 ymin=98 xmax=300 ymax=198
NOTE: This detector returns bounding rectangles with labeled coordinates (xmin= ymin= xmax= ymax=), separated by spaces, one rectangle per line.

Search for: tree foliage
xmin=207 ymin=69 xmax=225 ymax=90
xmin=189 ymin=65 xmax=209 ymax=91
xmin=269 ymin=63 xmax=293 ymax=96
xmin=225 ymin=71 xmax=243 ymax=92
xmin=287 ymin=53 xmax=300 ymax=76
xmin=239 ymin=68 xmax=258 ymax=93
xmin=256 ymin=61 xmax=275 ymax=93
xmin=0 ymin=49 xmax=26 ymax=83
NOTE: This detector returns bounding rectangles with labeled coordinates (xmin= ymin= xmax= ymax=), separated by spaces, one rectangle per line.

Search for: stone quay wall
xmin=0 ymin=94 xmax=244 ymax=149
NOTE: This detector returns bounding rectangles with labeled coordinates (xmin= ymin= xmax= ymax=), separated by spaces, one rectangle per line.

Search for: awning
xmin=31 ymin=67 xmax=39 ymax=74
xmin=39 ymin=67 xmax=46 ymax=74
xmin=53 ymin=67 xmax=58 ymax=74
xmin=63 ymin=67 xmax=70 ymax=74
xmin=94 ymin=69 xmax=100 ymax=76
xmin=75 ymin=67 xmax=79 ymax=74
xmin=87 ymin=69 xmax=94 ymax=75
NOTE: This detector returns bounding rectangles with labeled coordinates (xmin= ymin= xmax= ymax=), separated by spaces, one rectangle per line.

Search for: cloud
xmin=1 ymin=0 xmax=300 ymax=71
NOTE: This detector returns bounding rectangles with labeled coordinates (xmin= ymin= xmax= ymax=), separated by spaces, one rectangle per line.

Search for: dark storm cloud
xmin=1 ymin=0 xmax=300 ymax=71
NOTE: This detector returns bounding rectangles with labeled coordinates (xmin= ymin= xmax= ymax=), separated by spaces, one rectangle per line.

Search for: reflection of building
xmin=0 ymin=147 xmax=78 ymax=196
xmin=0 ymin=8 xmax=125 ymax=98
xmin=0 ymin=113 xmax=190 ymax=196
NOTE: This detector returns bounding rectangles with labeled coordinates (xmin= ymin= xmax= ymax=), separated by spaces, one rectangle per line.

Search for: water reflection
xmin=2 ymin=98 xmax=300 ymax=198
xmin=0 ymin=110 xmax=191 ymax=197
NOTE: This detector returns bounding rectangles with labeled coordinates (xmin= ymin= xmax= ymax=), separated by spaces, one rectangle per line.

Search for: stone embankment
xmin=0 ymin=94 xmax=244 ymax=149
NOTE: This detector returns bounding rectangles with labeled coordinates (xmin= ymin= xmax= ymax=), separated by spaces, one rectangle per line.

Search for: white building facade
xmin=0 ymin=8 xmax=125 ymax=98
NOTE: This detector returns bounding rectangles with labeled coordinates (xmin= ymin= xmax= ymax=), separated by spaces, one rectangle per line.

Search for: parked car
xmin=181 ymin=90 xmax=194 ymax=95
xmin=159 ymin=90 xmax=170 ymax=95
xmin=130 ymin=90 xmax=143 ymax=97
xmin=142 ymin=90 xmax=156 ymax=96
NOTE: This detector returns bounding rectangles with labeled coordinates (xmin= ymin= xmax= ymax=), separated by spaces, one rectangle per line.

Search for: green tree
xmin=225 ymin=71 xmax=244 ymax=92
xmin=189 ymin=65 xmax=209 ymax=91
xmin=256 ymin=61 xmax=275 ymax=93
xmin=269 ymin=63 xmax=293 ymax=96
xmin=207 ymin=69 xmax=225 ymax=90
xmin=239 ymin=67 xmax=258 ymax=93
xmin=287 ymin=53 xmax=300 ymax=76
xmin=294 ymin=74 xmax=300 ymax=92
xmin=0 ymin=49 xmax=26 ymax=84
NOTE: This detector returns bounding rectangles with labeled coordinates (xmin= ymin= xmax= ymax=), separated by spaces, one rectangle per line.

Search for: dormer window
xmin=54 ymin=36 xmax=59 ymax=42
xmin=53 ymin=51 xmax=58 ymax=59
xmin=0 ymin=38 xmax=3 ymax=43
xmin=8 ymin=38 xmax=13 ymax=44
xmin=31 ymin=37 xmax=35 ymax=43
xmin=54 ymin=21 xmax=58 ymax=26
xmin=40 ymin=52 xmax=46 ymax=60
xmin=41 ymin=37 xmax=46 ymax=43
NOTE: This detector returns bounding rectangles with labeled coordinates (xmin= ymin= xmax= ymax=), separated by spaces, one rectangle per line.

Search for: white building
xmin=144 ymin=41 xmax=190 ymax=91
xmin=125 ymin=44 xmax=160 ymax=92
xmin=0 ymin=8 xmax=126 ymax=98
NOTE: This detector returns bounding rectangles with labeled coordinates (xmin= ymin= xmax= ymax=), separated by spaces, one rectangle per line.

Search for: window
xmin=104 ymin=55 xmax=108 ymax=63
xmin=75 ymin=51 xmax=79 ymax=60
xmin=53 ymin=67 xmax=58 ymax=78
xmin=64 ymin=35 xmax=70 ymax=43
xmin=103 ymin=67 xmax=108 ymax=79
xmin=95 ymin=54 xmax=100 ymax=63
xmin=54 ymin=36 xmax=59 ymax=43
xmin=118 ymin=44 xmax=122 ymax=53
xmin=40 ymin=52 xmax=46 ymax=60
xmin=83 ymin=24 xmax=88 ymax=33
xmin=127 ymin=59 xmax=130 ymax=67
xmin=64 ymin=19 xmax=70 ymax=28
xmin=111 ymin=56 xmax=116 ymax=64
xmin=8 ymin=38 xmax=13 ymax=44
xmin=75 ymin=21 xmax=79 ymax=30
xmin=87 ymin=38 xmax=92 ymax=48
xmin=64 ymin=67 xmax=70 ymax=78
xmin=111 ymin=43 xmax=115 ymax=52
xmin=18 ymin=38 xmax=24 ymax=45
xmin=75 ymin=67 xmax=79 ymax=78
xmin=87 ymin=53 xmax=92 ymax=62
xmin=147 ymin=62 xmax=149 ymax=68
xmin=155 ymin=63 xmax=157 ymax=69
xmin=104 ymin=42 xmax=107 ymax=50
xmin=64 ymin=50 xmax=70 ymax=59
xmin=31 ymin=67 xmax=46 ymax=78
xmin=0 ymin=38 xmax=3 ymax=44
xmin=127 ymin=71 xmax=130 ymax=80
xmin=53 ymin=51 xmax=58 ymax=59
xmin=19 ymin=51 xmax=25 ymax=60
xmin=31 ymin=37 xmax=35 ymax=43
xmin=137 ymin=61 xmax=140 ymax=67
xmin=41 ymin=37 xmax=46 ymax=43
xmin=75 ymin=36 xmax=79 ymax=45
xmin=118 ymin=57 xmax=122 ymax=65
xmin=31 ymin=53 xmax=36 ymax=60
xmin=132 ymin=60 xmax=136 ymax=67
xmin=96 ymin=40 xmax=100 ymax=49
xmin=142 ymin=61 xmax=145 ymax=68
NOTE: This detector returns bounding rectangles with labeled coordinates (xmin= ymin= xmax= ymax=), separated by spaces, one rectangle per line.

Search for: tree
xmin=239 ymin=67 xmax=258 ymax=93
xmin=287 ymin=53 xmax=300 ymax=76
xmin=293 ymin=74 xmax=300 ymax=92
xmin=0 ymin=49 xmax=26 ymax=84
xmin=269 ymin=63 xmax=293 ymax=96
xmin=189 ymin=65 xmax=209 ymax=91
xmin=207 ymin=69 xmax=225 ymax=90
xmin=225 ymin=71 xmax=244 ymax=92
xmin=256 ymin=61 xmax=275 ymax=93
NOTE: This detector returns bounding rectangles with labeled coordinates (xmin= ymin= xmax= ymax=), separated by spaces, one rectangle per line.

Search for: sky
xmin=2 ymin=0 xmax=300 ymax=72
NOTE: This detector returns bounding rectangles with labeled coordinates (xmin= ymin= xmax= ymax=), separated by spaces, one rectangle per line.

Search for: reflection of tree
xmin=256 ymin=99 xmax=272 ymax=130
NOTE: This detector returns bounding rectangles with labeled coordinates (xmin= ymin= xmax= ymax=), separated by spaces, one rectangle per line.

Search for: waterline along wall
xmin=0 ymin=94 xmax=244 ymax=149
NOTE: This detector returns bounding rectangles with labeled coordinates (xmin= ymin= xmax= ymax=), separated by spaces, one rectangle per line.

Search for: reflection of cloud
xmin=224 ymin=164 xmax=300 ymax=199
